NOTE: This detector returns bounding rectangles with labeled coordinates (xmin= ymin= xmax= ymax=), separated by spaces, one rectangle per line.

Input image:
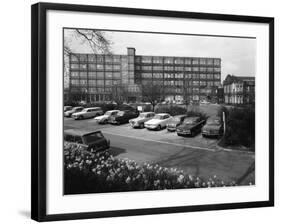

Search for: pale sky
xmin=65 ymin=29 xmax=256 ymax=81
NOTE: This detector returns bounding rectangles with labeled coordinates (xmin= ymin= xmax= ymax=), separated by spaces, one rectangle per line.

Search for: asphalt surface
xmin=64 ymin=115 xmax=255 ymax=185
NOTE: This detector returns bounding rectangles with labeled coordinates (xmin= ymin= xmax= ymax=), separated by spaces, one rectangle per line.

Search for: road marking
xmin=102 ymin=131 xmax=217 ymax=152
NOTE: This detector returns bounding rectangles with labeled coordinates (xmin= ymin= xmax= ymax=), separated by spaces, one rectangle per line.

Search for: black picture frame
xmin=31 ymin=2 xmax=274 ymax=222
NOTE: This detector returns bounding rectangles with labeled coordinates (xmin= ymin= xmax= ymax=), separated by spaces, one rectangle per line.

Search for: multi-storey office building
xmin=223 ymin=74 xmax=255 ymax=105
xmin=68 ymin=47 xmax=221 ymax=103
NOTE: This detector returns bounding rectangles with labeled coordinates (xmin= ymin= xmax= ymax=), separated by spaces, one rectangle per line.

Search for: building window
xmin=88 ymin=72 xmax=96 ymax=78
xmin=200 ymin=59 xmax=206 ymax=65
xmin=200 ymin=81 xmax=206 ymax=86
xmin=80 ymin=79 xmax=87 ymax=85
xmin=207 ymin=59 xmax=213 ymax=65
xmin=97 ymin=72 xmax=104 ymax=78
xmin=105 ymin=56 xmax=113 ymax=63
xmin=89 ymin=80 xmax=96 ymax=85
xmin=185 ymin=67 xmax=192 ymax=72
xmin=113 ymin=65 xmax=120 ymax=70
xmin=113 ymin=56 xmax=120 ymax=63
xmin=207 ymin=74 xmax=213 ymax=79
xmin=80 ymin=64 xmax=87 ymax=70
xmin=142 ymin=66 xmax=152 ymax=70
xmin=141 ymin=57 xmax=152 ymax=63
xmin=97 ymin=64 xmax=104 ymax=70
xmin=105 ymin=72 xmax=113 ymax=78
xmin=185 ymin=59 xmax=192 ymax=65
xmin=164 ymin=66 xmax=173 ymax=71
xmin=88 ymin=64 xmax=96 ymax=70
xmin=70 ymin=64 xmax=79 ymax=69
xmin=214 ymin=59 xmax=220 ymax=65
xmin=88 ymin=55 xmax=95 ymax=62
xmin=153 ymin=66 xmax=162 ymax=71
xmin=207 ymin=67 xmax=213 ymax=72
xmin=105 ymin=64 xmax=113 ymax=70
xmin=96 ymin=56 xmax=104 ymax=63
xmin=200 ymin=74 xmax=206 ymax=79
xmin=193 ymin=81 xmax=199 ymax=86
xmin=214 ymin=67 xmax=221 ymax=72
xmin=192 ymin=73 xmax=199 ymax=79
xmin=174 ymin=66 xmax=184 ymax=71
xmin=97 ymin=80 xmax=104 ymax=86
xmin=71 ymin=72 xmax=79 ymax=77
xmin=71 ymin=80 xmax=79 ymax=85
xmin=142 ymin=73 xmax=152 ymax=79
xmin=70 ymin=55 xmax=79 ymax=62
xmin=175 ymin=58 xmax=184 ymax=64
xmin=207 ymin=81 xmax=213 ymax=86
xmin=192 ymin=59 xmax=199 ymax=65
xmin=214 ymin=74 xmax=220 ymax=79
xmin=79 ymin=55 xmax=87 ymax=62
xmin=113 ymin=72 xmax=121 ymax=79
xmin=80 ymin=72 xmax=87 ymax=78
xmin=153 ymin=57 xmax=162 ymax=64
xmin=192 ymin=67 xmax=199 ymax=72
xmin=105 ymin=80 xmax=112 ymax=86
xmin=164 ymin=58 xmax=173 ymax=64
xmin=200 ymin=67 xmax=207 ymax=72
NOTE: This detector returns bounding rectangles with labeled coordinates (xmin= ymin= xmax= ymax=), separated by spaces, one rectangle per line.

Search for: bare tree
xmin=141 ymin=84 xmax=164 ymax=111
xmin=111 ymin=84 xmax=129 ymax=106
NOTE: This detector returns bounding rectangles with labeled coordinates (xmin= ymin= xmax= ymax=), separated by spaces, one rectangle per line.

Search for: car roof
xmin=84 ymin=107 xmax=101 ymax=110
xmin=140 ymin=112 xmax=155 ymax=114
xmin=64 ymin=129 xmax=101 ymax=137
xmin=184 ymin=116 xmax=200 ymax=120
xmin=107 ymin=110 xmax=120 ymax=112
xmin=156 ymin=113 xmax=170 ymax=116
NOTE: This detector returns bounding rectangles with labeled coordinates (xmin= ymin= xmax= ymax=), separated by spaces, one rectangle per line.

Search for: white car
xmin=144 ymin=113 xmax=172 ymax=130
xmin=129 ymin=112 xmax=155 ymax=128
xmin=72 ymin=107 xmax=103 ymax=120
xmin=94 ymin=110 xmax=120 ymax=124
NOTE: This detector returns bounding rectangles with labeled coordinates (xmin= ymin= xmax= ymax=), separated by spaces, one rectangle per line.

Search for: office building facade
xmin=68 ymin=47 xmax=221 ymax=103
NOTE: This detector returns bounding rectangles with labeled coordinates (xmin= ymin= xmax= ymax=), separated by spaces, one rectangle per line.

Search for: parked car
xmin=64 ymin=106 xmax=73 ymax=112
xmin=108 ymin=110 xmax=138 ymax=125
xmin=144 ymin=113 xmax=172 ymax=130
xmin=202 ymin=116 xmax=223 ymax=137
xmin=64 ymin=106 xmax=84 ymax=117
xmin=94 ymin=110 xmax=120 ymax=124
xmin=176 ymin=117 xmax=205 ymax=137
xmin=64 ymin=129 xmax=110 ymax=153
xmin=166 ymin=114 xmax=188 ymax=131
xmin=129 ymin=112 xmax=155 ymax=128
xmin=72 ymin=107 xmax=103 ymax=120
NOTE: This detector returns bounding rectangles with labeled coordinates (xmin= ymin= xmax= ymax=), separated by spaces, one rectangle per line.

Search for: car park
xmin=144 ymin=113 xmax=172 ymax=130
xmin=108 ymin=110 xmax=138 ymax=125
xmin=94 ymin=110 xmax=120 ymax=124
xmin=72 ymin=107 xmax=103 ymax=120
xmin=202 ymin=116 xmax=223 ymax=137
xmin=64 ymin=106 xmax=73 ymax=112
xmin=64 ymin=129 xmax=110 ymax=152
xmin=129 ymin=112 xmax=155 ymax=128
xmin=166 ymin=114 xmax=188 ymax=131
xmin=176 ymin=117 xmax=205 ymax=137
xmin=64 ymin=106 xmax=84 ymax=117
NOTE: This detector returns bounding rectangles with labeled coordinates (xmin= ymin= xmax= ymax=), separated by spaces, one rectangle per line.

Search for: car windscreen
xmin=207 ymin=119 xmax=221 ymax=125
xmin=172 ymin=117 xmax=181 ymax=122
xmin=64 ymin=135 xmax=83 ymax=144
xmin=183 ymin=118 xmax=197 ymax=124
xmin=139 ymin=113 xmax=147 ymax=118
xmin=154 ymin=115 xmax=164 ymax=120
xmin=83 ymin=132 xmax=104 ymax=144
xmin=117 ymin=111 xmax=125 ymax=116
xmin=105 ymin=111 xmax=112 ymax=115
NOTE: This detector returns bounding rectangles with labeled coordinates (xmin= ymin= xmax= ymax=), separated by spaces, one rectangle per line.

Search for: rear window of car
xmin=83 ymin=132 xmax=104 ymax=144
xmin=64 ymin=135 xmax=83 ymax=144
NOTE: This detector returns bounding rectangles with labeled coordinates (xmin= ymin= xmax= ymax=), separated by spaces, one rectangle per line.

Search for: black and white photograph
xmin=63 ymin=28 xmax=256 ymax=194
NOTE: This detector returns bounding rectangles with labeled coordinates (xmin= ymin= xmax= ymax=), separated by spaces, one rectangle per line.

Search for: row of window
xmin=140 ymin=73 xmax=220 ymax=79
xmin=136 ymin=57 xmax=220 ymax=65
xmin=137 ymin=66 xmax=220 ymax=72
xmin=70 ymin=54 xmax=221 ymax=65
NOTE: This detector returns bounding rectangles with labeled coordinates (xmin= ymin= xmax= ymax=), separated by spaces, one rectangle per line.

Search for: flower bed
xmin=64 ymin=143 xmax=237 ymax=194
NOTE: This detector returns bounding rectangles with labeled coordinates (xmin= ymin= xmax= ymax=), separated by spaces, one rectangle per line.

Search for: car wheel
xmin=140 ymin=123 xmax=144 ymax=128
xmin=79 ymin=115 xmax=83 ymax=120
xmin=157 ymin=125 xmax=161 ymax=131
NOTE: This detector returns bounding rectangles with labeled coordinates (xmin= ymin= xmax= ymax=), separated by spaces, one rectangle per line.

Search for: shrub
xmin=155 ymin=105 xmax=187 ymax=116
xmin=64 ymin=143 xmax=238 ymax=194
xmin=220 ymin=107 xmax=255 ymax=150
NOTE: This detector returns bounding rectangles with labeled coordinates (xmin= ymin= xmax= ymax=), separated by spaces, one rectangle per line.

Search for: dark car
xmin=166 ymin=114 xmax=188 ymax=132
xmin=202 ymin=116 xmax=223 ymax=137
xmin=108 ymin=110 xmax=138 ymax=125
xmin=64 ymin=129 xmax=110 ymax=153
xmin=64 ymin=106 xmax=84 ymax=117
xmin=176 ymin=116 xmax=205 ymax=137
